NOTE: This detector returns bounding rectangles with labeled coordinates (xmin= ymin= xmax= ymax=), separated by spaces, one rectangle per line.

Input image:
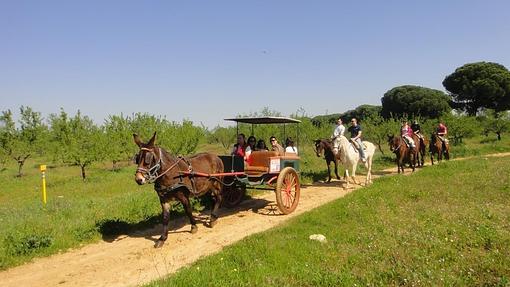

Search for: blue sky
xmin=1 ymin=0 xmax=509 ymax=128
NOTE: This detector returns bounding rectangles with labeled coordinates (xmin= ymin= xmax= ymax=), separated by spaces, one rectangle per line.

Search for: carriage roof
xmin=224 ymin=116 xmax=301 ymax=124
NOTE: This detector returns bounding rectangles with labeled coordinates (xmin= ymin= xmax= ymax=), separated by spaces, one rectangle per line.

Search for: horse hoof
xmin=191 ymin=225 xmax=198 ymax=234
xmin=154 ymin=240 xmax=165 ymax=248
xmin=208 ymin=219 xmax=217 ymax=228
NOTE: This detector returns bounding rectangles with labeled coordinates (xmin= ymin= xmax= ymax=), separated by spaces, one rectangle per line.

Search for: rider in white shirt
xmin=331 ymin=118 xmax=345 ymax=155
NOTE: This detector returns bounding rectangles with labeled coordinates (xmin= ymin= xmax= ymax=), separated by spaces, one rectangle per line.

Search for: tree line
xmin=1 ymin=61 xmax=509 ymax=178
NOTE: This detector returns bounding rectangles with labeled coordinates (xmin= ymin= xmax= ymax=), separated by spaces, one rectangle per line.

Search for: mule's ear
xmin=133 ymin=134 xmax=143 ymax=147
xmin=147 ymin=132 xmax=157 ymax=147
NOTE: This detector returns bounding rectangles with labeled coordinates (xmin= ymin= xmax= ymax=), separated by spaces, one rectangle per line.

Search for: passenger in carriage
xmin=269 ymin=136 xmax=285 ymax=155
xmin=245 ymin=136 xmax=257 ymax=165
xmin=285 ymin=137 xmax=298 ymax=155
xmin=231 ymin=133 xmax=247 ymax=157
xmin=255 ymin=139 xmax=269 ymax=151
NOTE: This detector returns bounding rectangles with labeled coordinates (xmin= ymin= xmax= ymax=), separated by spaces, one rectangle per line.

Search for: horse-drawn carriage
xmin=220 ymin=117 xmax=301 ymax=215
xmin=133 ymin=116 xmax=301 ymax=248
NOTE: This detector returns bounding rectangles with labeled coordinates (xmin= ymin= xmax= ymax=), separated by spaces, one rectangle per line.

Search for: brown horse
xmin=429 ymin=133 xmax=450 ymax=165
xmin=134 ymin=132 xmax=224 ymax=248
xmin=314 ymin=139 xmax=341 ymax=183
xmin=388 ymin=135 xmax=417 ymax=173
xmin=414 ymin=133 xmax=429 ymax=167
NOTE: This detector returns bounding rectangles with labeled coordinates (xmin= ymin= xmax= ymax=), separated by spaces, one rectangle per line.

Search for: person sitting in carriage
xmin=347 ymin=118 xmax=366 ymax=163
xmin=411 ymin=120 xmax=424 ymax=140
xmin=285 ymin=137 xmax=298 ymax=155
xmin=331 ymin=118 xmax=345 ymax=155
xmin=255 ymin=139 xmax=269 ymax=151
xmin=401 ymin=120 xmax=416 ymax=149
xmin=231 ymin=133 xmax=247 ymax=157
xmin=436 ymin=122 xmax=449 ymax=144
xmin=244 ymin=135 xmax=257 ymax=165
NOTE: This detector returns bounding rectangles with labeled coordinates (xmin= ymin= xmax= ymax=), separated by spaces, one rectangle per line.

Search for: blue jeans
xmin=353 ymin=138 xmax=365 ymax=159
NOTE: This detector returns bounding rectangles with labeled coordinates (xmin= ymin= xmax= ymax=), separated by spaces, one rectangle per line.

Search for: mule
xmin=314 ymin=139 xmax=341 ymax=183
xmin=388 ymin=135 xmax=417 ymax=173
xmin=429 ymin=134 xmax=450 ymax=165
xmin=336 ymin=135 xmax=375 ymax=188
xmin=134 ymin=132 xmax=224 ymax=248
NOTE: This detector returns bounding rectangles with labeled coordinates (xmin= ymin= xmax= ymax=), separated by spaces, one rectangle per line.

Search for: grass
xmin=147 ymin=155 xmax=510 ymax=286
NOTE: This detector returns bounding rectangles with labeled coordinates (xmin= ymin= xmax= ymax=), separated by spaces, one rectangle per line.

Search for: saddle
xmin=349 ymin=140 xmax=366 ymax=153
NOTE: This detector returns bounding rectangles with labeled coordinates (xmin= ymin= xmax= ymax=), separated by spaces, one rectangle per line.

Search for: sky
xmin=1 ymin=0 xmax=510 ymax=128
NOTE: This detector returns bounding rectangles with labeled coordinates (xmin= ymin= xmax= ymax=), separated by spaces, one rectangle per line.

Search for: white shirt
xmin=285 ymin=146 xmax=298 ymax=155
xmin=333 ymin=124 xmax=345 ymax=138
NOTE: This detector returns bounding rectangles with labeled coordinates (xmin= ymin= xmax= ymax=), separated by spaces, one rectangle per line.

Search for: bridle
xmin=136 ymin=147 xmax=184 ymax=183
xmin=390 ymin=138 xmax=402 ymax=152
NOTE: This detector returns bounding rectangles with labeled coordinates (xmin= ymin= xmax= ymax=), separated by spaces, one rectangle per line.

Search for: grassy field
xmin=147 ymin=155 xmax=510 ymax=286
xmin=0 ymin=134 xmax=508 ymax=271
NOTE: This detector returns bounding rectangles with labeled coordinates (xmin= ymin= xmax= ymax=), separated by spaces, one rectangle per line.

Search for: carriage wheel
xmin=275 ymin=167 xmax=300 ymax=214
xmin=222 ymin=180 xmax=246 ymax=208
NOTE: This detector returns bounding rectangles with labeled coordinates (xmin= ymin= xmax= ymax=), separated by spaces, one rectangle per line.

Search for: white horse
xmin=336 ymin=135 xmax=375 ymax=188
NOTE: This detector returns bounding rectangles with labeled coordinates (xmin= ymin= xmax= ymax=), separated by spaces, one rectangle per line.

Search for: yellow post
xmin=40 ymin=165 xmax=47 ymax=205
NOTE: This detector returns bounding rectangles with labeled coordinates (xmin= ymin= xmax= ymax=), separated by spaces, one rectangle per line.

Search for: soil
xmin=2 ymin=153 xmax=509 ymax=287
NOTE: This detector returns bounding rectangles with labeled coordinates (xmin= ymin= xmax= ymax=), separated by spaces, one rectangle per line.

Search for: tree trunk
xmin=81 ymin=164 xmax=87 ymax=180
xmin=496 ymin=132 xmax=501 ymax=141
xmin=377 ymin=142 xmax=385 ymax=155
xmin=15 ymin=154 xmax=30 ymax=177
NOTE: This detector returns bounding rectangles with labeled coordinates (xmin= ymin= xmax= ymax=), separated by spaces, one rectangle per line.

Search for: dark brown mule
xmin=134 ymin=132 xmax=224 ymax=248
xmin=388 ymin=135 xmax=417 ymax=173
xmin=314 ymin=139 xmax=341 ymax=183
xmin=429 ymin=134 xmax=450 ymax=165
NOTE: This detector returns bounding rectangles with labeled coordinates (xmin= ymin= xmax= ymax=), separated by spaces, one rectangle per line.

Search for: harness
xmin=136 ymin=148 xmax=199 ymax=195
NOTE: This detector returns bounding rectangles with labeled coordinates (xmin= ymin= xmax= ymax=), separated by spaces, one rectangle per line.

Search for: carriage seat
xmin=244 ymin=151 xmax=279 ymax=175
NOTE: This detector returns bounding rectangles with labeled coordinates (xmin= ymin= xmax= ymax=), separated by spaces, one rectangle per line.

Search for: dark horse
xmin=388 ymin=135 xmax=417 ymax=173
xmin=314 ymin=139 xmax=341 ymax=183
xmin=429 ymin=134 xmax=450 ymax=165
xmin=134 ymin=132 xmax=224 ymax=248
xmin=414 ymin=133 xmax=428 ymax=167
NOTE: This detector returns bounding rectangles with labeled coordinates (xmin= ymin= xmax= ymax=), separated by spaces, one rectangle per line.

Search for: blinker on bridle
xmin=136 ymin=147 xmax=162 ymax=183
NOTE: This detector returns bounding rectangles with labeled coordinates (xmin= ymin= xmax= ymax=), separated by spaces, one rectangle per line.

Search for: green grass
xmin=147 ymin=156 xmax=510 ymax=286
xmin=0 ymin=160 xmax=161 ymax=270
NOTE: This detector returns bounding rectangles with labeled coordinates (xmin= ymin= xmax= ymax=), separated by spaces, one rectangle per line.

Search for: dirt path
xmin=2 ymin=153 xmax=509 ymax=287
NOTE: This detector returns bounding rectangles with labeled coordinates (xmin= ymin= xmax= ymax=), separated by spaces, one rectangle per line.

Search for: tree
xmin=483 ymin=111 xmax=510 ymax=141
xmin=440 ymin=114 xmax=479 ymax=145
xmin=381 ymin=85 xmax=451 ymax=119
xmin=104 ymin=114 xmax=134 ymax=169
xmin=49 ymin=109 xmax=105 ymax=180
xmin=363 ymin=115 xmax=400 ymax=155
xmin=342 ymin=105 xmax=382 ymax=122
xmin=209 ymin=126 xmax=235 ymax=153
xmin=443 ymin=62 xmax=510 ymax=115
xmin=0 ymin=107 xmax=47 ymax=176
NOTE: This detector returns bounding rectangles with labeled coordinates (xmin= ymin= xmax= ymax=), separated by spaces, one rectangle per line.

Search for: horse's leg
xmin=334 ymin=160 xmax=341 ymax=180
xmin=365 ymin=156 xmax=372 ymax=185
xmin=326 ymin=160 xmax=332 ymax=183
xmin=351 ymin=161 xmax=358 ymax=185
xmin=343 ymin=168 xmax=350 ymax=189
xmin=155 ymin=198 xmax=171 ymax=248
xmin=174 ymin=190 xmax=198 ymax=234
xmin=208 ymin=187 xmax=222 ymax=228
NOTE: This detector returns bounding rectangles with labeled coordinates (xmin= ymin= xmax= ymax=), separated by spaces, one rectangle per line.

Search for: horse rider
xmin=401 ymin=120 xmax=416 ymax=149
xmin=347 ymin=118 xmax=366 ymax=163
xmin=331 ymin=118 xmax=345 ymax=155
xmin=436 ymin=122 xmax=449 ymax=144
xmin=411 ymin=120 xmax=423 ymax=140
